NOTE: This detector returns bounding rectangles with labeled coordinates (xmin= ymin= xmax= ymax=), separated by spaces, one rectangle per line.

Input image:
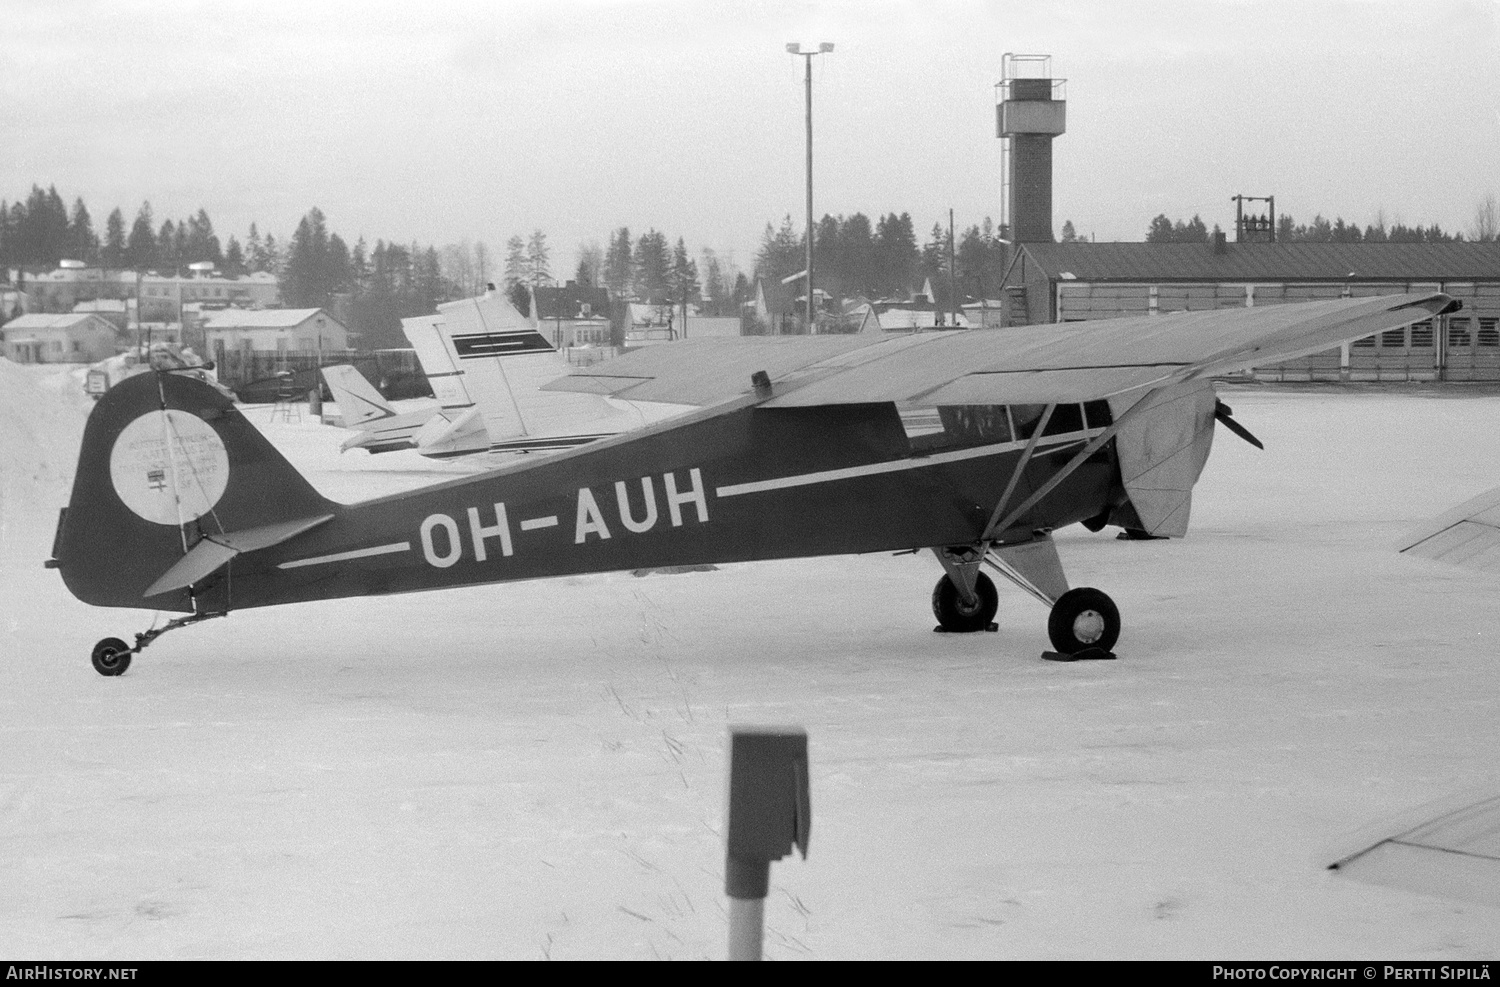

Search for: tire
xmin=931 ymin=572 xmax=999 ymax=633
xmin=1048 ymin=588 xmax=1120 ymax=654
xmin=91 ymin=637 xmax=132 ymax=677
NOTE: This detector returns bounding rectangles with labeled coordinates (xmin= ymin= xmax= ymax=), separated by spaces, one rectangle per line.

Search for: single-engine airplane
xmin=326 ymin=289 xmax=681 ymax=458
xmin=48 ymin=292 xmax=1452 ymax=675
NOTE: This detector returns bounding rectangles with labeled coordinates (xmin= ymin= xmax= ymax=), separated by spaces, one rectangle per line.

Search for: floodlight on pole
xmin=786 ymin=41 xmax=834 ymax=332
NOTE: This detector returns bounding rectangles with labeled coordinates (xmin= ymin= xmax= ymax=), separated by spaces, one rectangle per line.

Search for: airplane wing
xmin=1397 ymin=486 xmax=1500 ymax=574
xmin=544 ymin=294 xmax=1454 ymax=407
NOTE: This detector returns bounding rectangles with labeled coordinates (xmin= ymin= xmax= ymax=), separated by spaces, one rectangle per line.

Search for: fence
xmin=210 ymin=345 xmax=429 ymax=403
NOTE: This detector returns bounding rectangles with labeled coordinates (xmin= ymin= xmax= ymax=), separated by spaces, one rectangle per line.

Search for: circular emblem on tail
xmin=109 ymin=411 xmax=231 ymax=526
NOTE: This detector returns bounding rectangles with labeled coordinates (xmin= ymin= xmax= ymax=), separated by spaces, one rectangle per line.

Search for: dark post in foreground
xmin=725 ymin=726 xmax=811 ymax=960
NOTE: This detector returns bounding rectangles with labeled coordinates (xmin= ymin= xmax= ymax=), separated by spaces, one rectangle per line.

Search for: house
xmin=2 ymin=312 xmax=119 ymax=364
xmin=747 ymin=278 xmax=800 ymax=335
xmin=1001 ymin=240 xmax=1500 ymax=381
xmin=532 ymin=282 xmax=613 ymax=348
xmin=15 ymin=265 xmax=281 ymax=320
xmin=201 ymin=308 xmax=349 ymax=355
xmin=72 ymin=298 xmax=130 ymax=332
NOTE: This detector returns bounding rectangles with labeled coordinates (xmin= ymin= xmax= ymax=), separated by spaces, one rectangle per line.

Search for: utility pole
xmin=787 ymin=42 xmax=833 ymax=332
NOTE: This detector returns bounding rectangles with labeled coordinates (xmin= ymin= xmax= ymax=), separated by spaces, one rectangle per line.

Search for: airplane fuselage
xmin=59 ymin=384 xmax=1120 ymax=613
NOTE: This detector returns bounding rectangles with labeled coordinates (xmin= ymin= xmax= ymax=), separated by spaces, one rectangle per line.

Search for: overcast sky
xmin=5 ymin=0 xmax=1497 ymax=273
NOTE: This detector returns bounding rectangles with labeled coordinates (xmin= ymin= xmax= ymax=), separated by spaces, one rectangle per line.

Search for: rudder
xmin=52 ymin=370 xmax=337 ymax=611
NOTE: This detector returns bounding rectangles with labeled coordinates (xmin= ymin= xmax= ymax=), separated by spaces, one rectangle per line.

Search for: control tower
xmin=996 ymin=54 xmax=1066 ymax=243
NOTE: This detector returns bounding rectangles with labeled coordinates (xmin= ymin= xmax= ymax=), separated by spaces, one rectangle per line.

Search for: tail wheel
xmin=91 ymin=637 xmax=133 ymax=677
xmin=1048 ymin=588 xmax=1120 ymax=654
xmin=931 ymin=571 xmax=999 ymax=633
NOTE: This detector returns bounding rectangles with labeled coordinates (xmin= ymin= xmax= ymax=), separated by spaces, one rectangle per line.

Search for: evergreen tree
xmin=701 ymin=248 xmax=728 ymax=316
xmin=262 ymin=233 xmax=283 ymax=277
xmin=186 ymin=208 xmax=222 ymax=265
xmin=158 ymin=219 xmax=180 ymax=272
xmin=283 ymin=208 xmax=353 ymax=307
xmin=507 ymin=281 xmax=531 ymax=316
xmin=633 ymin=228 xmax=671 ymax=301
xmin=245 ymin=223 xmax=266 ymax=272
xmin=525 ymin=229 xmax=550 ymax=289
xmin=574 ymin=241 xmax=603 ymax=286
xmin=222 ymin=235 xmax=245 ymax=276
xmin=1060 ymin=220 xmax=1078 ymax=243
xmin=873 ymin=212 xmax=918 ymax=297
xmin=669 ymin=237 xmax=699 ymax=309
xmin=839 ymin=213 xmax=875 ymax=297
xmin=957 ymin=223 xmax=1002 ymax=300
xmin=753 ymin=215 xmax=803 ymax=288
xmin=125 ymin=202 xmax=157 ymax=269
xmin=503 ymin=235 xmax=528 ymax=290
xmin=603 ymin=227 xmax=633 ymax=298
xmin=103 ymin=208 xmax=126 ymax=267
xmin=1146 ymin=214 xmax=1175 ymax=243
xmin=68 ymin=198 xmax=98 ymax=263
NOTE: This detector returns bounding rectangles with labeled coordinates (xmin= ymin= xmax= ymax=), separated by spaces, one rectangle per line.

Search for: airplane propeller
xmin=1214 ymin=399 xmax=1264 ymax=450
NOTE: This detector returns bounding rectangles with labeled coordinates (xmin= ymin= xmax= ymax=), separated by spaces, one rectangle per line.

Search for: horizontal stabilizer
xmin=145 ymin=514 xmax=335 ymax=597
xmin=414 ymin=406 xmax=492 ymax=457
xmin=1397 ymin=485 xmax=1500 ymax=574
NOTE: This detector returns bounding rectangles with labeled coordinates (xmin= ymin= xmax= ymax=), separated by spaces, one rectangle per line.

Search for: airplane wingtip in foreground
xmin=49 ymin=292 xmax=1455 ymax=675
xmin=1397 ymin=485 xmax=1500 ymax=574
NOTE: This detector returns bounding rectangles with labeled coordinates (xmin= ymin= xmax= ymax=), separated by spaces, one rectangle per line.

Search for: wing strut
xmin=983 ymin=385 xmax=1168 ymax=541
xmin=980 ymin=403 xmax=1056 ymax=539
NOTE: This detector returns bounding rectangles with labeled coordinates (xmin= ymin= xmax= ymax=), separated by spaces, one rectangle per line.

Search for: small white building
xmin=201 ymin=308 xmax=349 ymax=354
xmin=2 ymin=312 xmax=119 ymax=363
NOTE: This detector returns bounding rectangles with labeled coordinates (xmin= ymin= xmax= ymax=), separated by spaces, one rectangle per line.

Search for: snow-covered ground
xmin=2 ymin=359 xmax=1498 ymax=960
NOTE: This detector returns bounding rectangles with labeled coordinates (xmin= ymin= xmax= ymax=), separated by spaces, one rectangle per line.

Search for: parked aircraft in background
xmin=47 ymin=293 xmax=1453 ymax=675
xmin=325 ymin=290 xmax=681 ymax=458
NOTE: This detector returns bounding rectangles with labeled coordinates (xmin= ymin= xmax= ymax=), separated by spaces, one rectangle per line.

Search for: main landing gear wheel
xmin=1047 ymin=588 xmax=1120 ymax=654
xmin=932 ymin=571 xmax=1000 ymax=633
xmin=91 ymin=637 xmax=133 ymax=677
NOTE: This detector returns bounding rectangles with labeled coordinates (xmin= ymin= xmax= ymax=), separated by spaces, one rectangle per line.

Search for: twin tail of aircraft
xmin=46 ymin=292 xmax=1455 ymax=675
xmin=323 ymin=290 xmax=682 ymax=459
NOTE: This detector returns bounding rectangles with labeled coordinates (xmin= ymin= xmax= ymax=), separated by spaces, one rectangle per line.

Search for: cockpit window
xmin=904 ymin=401 xmax=1106 ymax=454
xmin=1011 ymin=404 xmax=1045 ymax=439
xmin=937 ymin=405 xmax=1012 ymax=444
xmin=1041 ymin=403 xmax=1084 ymax=436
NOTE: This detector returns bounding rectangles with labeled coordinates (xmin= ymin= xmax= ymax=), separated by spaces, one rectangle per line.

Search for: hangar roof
xmin=1019 ymin=241 xmax=1500 ymax=282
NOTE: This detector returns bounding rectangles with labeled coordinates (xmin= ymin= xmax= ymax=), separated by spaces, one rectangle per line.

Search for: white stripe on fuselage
xmin=278 ymin=541 xmax=412 ymax=569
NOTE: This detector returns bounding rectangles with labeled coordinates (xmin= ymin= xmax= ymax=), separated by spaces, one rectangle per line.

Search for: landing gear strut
xmin=928 ymin=539 xmax=1122 ymax=657
xmin=90 ymin=609 xmax=228 ymax=677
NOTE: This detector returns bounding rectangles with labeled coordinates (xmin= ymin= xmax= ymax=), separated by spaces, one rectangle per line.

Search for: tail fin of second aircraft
xmin=321 ymin=364 xmax=396 ymax=426
xmin=51 ymin=369 xmax=338 ymax=611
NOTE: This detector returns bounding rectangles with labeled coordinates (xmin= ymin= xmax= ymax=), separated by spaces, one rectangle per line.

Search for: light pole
xmin=787 ymin=41 xmax=833 ymax=332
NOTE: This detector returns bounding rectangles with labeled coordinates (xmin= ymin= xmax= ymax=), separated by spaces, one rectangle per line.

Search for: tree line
xmin=6 ymin=181 xmax=1496 ymax=349
xmin=753 ymin=211 xmax=1014 ymax=310
xmin=1145 ymin=195 xmax=1500 ymax=244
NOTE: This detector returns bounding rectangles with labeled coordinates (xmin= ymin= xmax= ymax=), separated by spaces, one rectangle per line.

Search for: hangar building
xmin=999 ymin=241 xmax=1500 ymax=381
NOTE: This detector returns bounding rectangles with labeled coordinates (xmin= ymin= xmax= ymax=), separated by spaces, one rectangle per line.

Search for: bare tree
xmin=1470 ymin=193 xmax=1499 ymax=242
